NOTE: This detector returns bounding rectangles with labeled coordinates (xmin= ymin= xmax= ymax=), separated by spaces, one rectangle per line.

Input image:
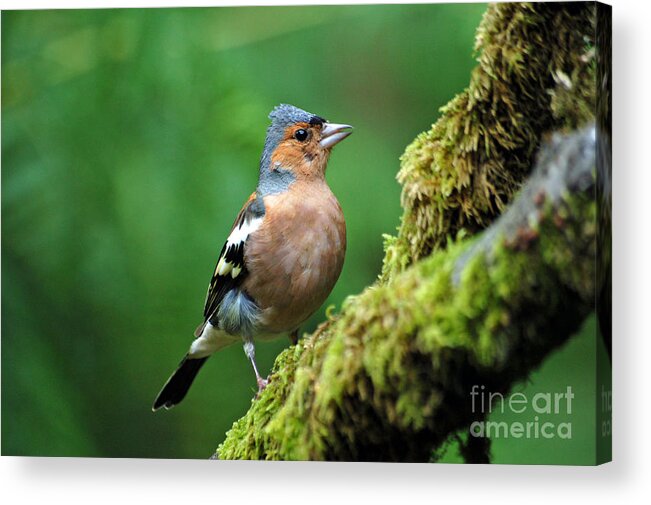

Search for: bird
xmin=152 ymin=104 xmax=353 ymax=411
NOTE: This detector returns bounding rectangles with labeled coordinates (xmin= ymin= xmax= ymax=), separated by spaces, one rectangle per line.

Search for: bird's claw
xmin=256 ymin=376 xmax=269 ymax=397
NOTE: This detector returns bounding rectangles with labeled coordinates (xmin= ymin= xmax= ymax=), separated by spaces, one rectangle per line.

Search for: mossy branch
xmin=381 ymin=2 xmax=595 ymax=280
xmin=216 ymin=127 xmax=599 ymax=461
xmin=214 ymin=2 xmax=604 ymax=462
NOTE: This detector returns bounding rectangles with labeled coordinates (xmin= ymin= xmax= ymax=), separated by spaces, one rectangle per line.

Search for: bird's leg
xmin=289 ymin=328 xmax=299 ymax=346
xmin=243 ymin=340 xmax=268 ymax=393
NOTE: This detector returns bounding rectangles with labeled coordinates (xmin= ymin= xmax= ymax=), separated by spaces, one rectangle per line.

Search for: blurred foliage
xmin=2 ymin=4 xmax=601 ymax=462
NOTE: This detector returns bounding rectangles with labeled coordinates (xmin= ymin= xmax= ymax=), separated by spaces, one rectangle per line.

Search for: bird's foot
xmin=256 ymin=376 xmax=269 ymax=396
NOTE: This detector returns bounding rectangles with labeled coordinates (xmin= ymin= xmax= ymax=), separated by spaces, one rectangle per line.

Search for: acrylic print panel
xmin=1 ymin=1 xmax=611 ymax=463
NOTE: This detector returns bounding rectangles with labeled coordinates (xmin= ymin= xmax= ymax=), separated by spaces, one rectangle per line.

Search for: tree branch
xmin=215 ymin=126 xmax=600 ymax=461
xmin=213 ymin=2 xmax=606 ymax=462
xmin=381 ymin=2 xmax=596 ymax=280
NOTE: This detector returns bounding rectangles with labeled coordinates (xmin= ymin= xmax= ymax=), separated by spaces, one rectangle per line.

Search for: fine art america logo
xmin=469 ymin=385 xmax=574 ymax=440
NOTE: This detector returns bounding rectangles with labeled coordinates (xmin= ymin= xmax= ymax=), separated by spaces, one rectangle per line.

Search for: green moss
xmin=217 ymin=168 xmax=597 ymax=459
xmin=215 ymin=2 xmax=600 ymax=461
xmin=381 ymin=2 xmax=596 ymax=281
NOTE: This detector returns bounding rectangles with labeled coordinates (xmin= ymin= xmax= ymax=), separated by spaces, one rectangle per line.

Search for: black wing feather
xmin=201 ymin=194 xmax=262 ymax=322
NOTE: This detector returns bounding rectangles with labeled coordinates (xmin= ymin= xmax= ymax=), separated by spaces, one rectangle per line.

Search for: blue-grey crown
xmin=268 ymin=104 xmax=318 ymax=129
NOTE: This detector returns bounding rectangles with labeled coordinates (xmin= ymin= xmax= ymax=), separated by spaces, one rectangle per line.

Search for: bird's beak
xmin=320 ymin=122 xmax=353 ymax=149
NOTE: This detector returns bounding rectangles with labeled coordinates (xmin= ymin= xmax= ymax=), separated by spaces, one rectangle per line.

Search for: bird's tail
xmin=152 ymin=355 xmax=207 ymax=411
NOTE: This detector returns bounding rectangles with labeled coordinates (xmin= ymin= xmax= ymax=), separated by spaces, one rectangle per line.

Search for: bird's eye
xmin=294 ymin=129 xmax=309 ymax=142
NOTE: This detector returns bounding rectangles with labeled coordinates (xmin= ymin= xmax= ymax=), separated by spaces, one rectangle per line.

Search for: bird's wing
xmin=198 ymin=192 xmax=264 ymax=331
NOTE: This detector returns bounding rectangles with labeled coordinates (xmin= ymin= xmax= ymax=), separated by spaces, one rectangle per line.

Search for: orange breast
xmin=242 ymin=181 xmax=346 ymax=335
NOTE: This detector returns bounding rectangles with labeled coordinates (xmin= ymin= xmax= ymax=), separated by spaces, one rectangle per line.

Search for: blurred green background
xmin=1 ymin=3 xmax=605 ymax=462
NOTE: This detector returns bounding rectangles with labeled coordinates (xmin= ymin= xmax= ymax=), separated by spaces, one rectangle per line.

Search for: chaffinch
xmin=153 ymin=104 xmax=353 ymax=410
